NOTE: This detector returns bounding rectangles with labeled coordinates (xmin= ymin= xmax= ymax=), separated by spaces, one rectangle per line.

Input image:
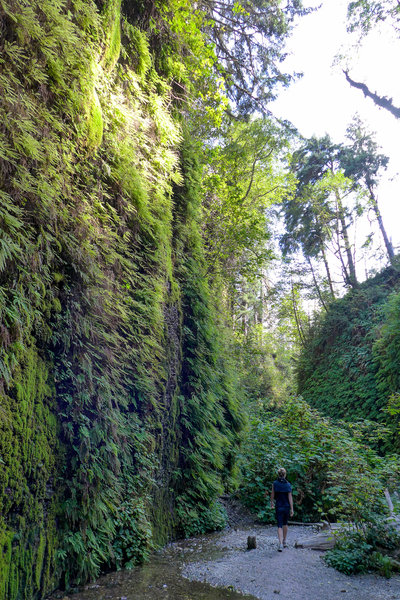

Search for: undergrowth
xmin=325 ymin=521 xmax=400 ymax=578
xmin=239 ymin=397 xmax=400 ymax=524
xmin=240 ymin=396 xmax=400 ymax=578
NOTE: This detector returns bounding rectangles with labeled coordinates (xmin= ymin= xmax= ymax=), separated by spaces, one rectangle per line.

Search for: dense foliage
xmin=0 ymin=0 xmax=315 ymax=595
xmin=1 ymin=0 xmax=400 ymax=595
xmin=325 ymin=520 xmax=400 ymax=577
xmin=0 ymin=0 xmax=250 ymax=595
xmin=297 ymin=264 xmax=400 ymax=428
xmin=239 ymin=397 xmax=398 ymax=524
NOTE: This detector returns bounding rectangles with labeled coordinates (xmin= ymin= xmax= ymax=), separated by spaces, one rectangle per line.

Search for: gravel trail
xmin=182 ymin=524 xmax=400 ymax=600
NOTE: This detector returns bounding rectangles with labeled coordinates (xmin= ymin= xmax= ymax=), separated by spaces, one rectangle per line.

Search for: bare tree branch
xmin=343 ymin=70 xmax=400 ymax=119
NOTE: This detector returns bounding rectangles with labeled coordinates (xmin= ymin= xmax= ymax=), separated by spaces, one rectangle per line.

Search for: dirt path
xmin=48 ymin=498 xmax=400 ymax=600
xmin=182 ymin=524 xmax=400 ymax=600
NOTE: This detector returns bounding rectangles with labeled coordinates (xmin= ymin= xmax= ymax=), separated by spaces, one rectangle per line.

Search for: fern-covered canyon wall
xmin=0 ymin=1 xmax=242 ymax=597
xmin=2 ymin=0 xmax=400 ymax=594
xmin=298 ymin=264 xmax=400 ymax=432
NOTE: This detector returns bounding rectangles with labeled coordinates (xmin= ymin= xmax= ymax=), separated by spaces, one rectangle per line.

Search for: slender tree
xmin=340 ymin=117 xmax=394 ymax=262
xmin=280 ymin=188 xmax=337 ymax=301
xmin=283 ymin=135 xmax=359 ymax=290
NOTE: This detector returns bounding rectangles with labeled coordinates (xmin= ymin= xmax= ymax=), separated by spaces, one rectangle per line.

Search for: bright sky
xmin=271 ymin=0 xmax=400 ymax=256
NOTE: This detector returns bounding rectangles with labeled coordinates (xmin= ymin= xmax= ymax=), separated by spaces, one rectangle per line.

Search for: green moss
xmin=0 ymin=1 xmax=241 ymax=597
xmin=102 ymin=0 xmax=121 ymax=71
xmin=0 ymin=527 xmax=13 ymax=599
xmin=0 ymin=342 xmax=59 ymax=600
xmin=86 ymin=89 xmax=104 ymax=150
xmin=35 ymin=533 xmax=46 ymax=589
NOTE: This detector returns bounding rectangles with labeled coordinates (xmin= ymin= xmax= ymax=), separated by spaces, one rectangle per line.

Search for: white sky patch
xmin=271 ymin=0 xmax=400 ymax=255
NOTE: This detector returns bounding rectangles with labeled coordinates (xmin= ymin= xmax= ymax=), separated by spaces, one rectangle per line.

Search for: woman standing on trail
xmin=270 ymin=468 xmax=294 ymax=552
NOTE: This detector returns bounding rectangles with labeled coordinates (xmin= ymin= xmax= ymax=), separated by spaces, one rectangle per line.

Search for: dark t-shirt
xmin=273 ymin=479 xmax=292 ymax=508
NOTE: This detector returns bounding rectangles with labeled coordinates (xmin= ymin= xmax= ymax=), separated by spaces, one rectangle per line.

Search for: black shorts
xmin=276 ymin=506 xmax=289 ymax=528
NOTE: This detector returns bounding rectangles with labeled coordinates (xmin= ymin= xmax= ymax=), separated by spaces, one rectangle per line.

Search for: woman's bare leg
xmin=283 ymin=525 xmax=288 ymax=543
xmin=277 ymin=527 xmax=283 ymax=544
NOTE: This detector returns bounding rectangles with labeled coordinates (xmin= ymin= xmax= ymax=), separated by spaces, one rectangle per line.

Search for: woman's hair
xmin=277 ymin=467 xmax=286 ymax=479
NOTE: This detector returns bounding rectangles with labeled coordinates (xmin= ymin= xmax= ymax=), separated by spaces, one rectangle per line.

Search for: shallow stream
xmin=49 ymin=524 xmax=400 ymax=600
xmin=51 ymin=533 xmax=258 ymax=600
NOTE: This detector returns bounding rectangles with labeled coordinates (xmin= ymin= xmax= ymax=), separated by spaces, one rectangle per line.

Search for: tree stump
xmin=247 ymin=535 xmax=257 ymax=550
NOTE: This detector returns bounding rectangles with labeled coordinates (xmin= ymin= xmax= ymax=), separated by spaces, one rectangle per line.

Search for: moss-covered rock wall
xmin=298 ymin=264 xmax=400 ymax=424
xmin=0 ymin=1 xmax=241 ymax=597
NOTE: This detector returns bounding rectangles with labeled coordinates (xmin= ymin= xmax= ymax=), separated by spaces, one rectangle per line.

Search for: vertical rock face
xmin=0 ymin=1 xmax=241 ymax=598
xmin=0 ymin=346 xmax=59 ymax=598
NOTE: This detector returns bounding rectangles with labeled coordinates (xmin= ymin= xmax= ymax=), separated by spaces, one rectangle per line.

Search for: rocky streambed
xmin=51 ymin=523 xmax=400 ymax=600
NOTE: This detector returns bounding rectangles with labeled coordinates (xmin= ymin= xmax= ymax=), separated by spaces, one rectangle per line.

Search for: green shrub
xmin=325 ymin=533 xmax=373 ymax=575
xmin=239 ymin=397 xmax=399 ymax=523
xmin=325 ymin=520 xmax=400 ymax=577
xmin=113 ymin=497 xmax=153 ymax=569
xmin=176 ymin=498 xmax=228 ymax=538
xmin=370 ymin=552 xmax=394 ymax=579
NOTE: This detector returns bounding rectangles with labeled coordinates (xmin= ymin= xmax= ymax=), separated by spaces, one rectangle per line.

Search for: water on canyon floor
xmin=51 ymin=533 xmax=257 ymax=600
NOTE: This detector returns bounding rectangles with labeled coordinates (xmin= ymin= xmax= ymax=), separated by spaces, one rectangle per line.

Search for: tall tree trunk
xmin=291 ymin=283 xmax=306 ymax=347
xmin=335 ymin=218 xmax=351 ymax=287
xmin=313 ymin=212 xmax=336 ymax=299
xmin=306 ymin=256 xmax=328 ymax=311
xmin=320 ymin=245 xmax=335 ymax=299
xmin=335 ymin=190 xmax=358 ymax=288
xmin=367 ymin=183 xmax=395 ymax=263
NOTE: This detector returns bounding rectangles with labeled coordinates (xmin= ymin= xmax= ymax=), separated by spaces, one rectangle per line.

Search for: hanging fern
xmin=0 ymin=1 xmax=242 ymax=597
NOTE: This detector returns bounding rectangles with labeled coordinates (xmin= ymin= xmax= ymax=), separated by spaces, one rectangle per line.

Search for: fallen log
xmin=383 ymin=489 xmax=400 ymax=528
xmin=320 ymin=522 xmax=355 ymax=532
xmin=288 ymin=521 xmax=323 ymax=527
xmin=294 ymin=530 xmax=336 ymax=551
xmin=294 ymin=523 xmax=354 ymax=550
xmin=294 ymin=488 xmax=400 ymax=551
